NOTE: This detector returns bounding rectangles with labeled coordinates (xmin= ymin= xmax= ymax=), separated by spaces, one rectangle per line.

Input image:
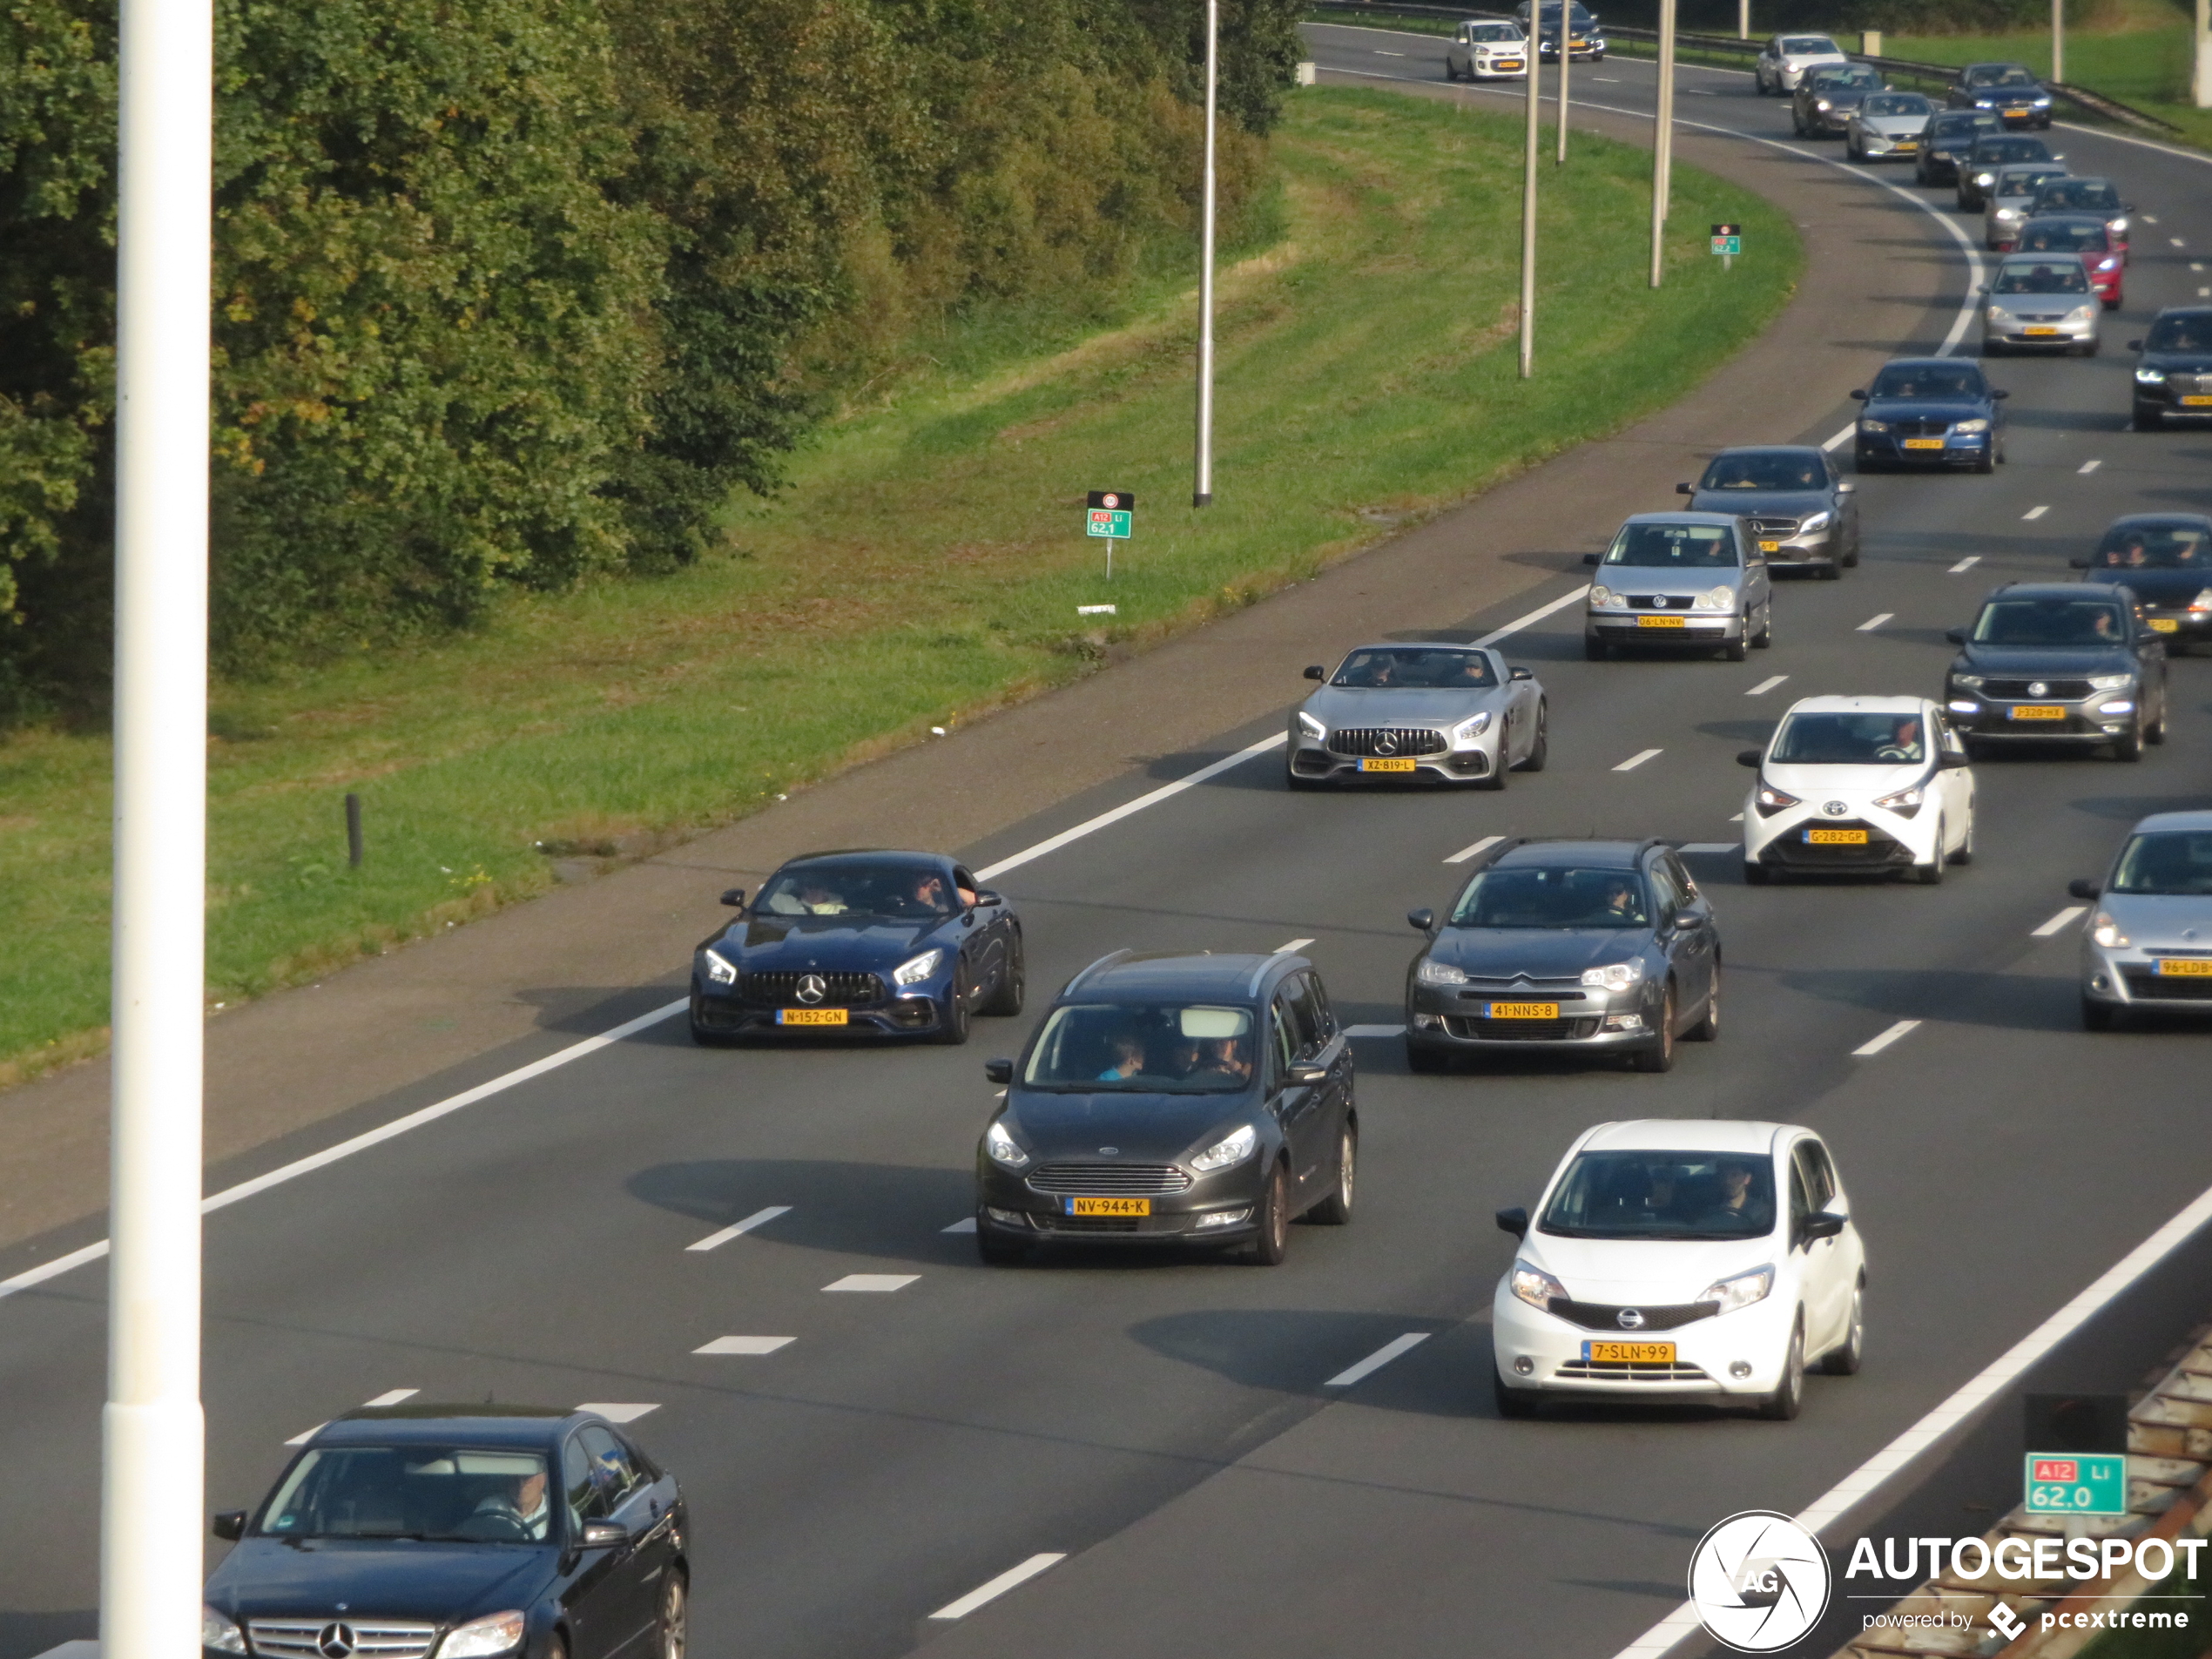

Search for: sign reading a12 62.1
xmin=1710 ymin=223 xmax=1743 ymax=257
xmin=1086 ymin=489 xmax=1135 ymax=539
xmin=2023 ymin=1453 xmax=2128 ymax=1515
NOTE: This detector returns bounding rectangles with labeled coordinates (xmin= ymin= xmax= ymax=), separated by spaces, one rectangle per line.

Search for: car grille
xmin=1457 ymin=987 xmax=1590 ymax=1001
xmin=1442 ymin=1015 xmax=1602 ymax=1041
xmin=2169 ymin=373 xmax=2211 ymax=397
xmin=1548 ymin=1298 xmax=1719 ymax=1332
xmin=739 ymin=971 xmax=884 ymax=1007
xmin=1026 ymin=1163 xmax=1193 ymax=1196
xmin=1036 ymin=1214 xmax=1145 ymax=1233
xmin=248 ymin=1622 xmax=439 ymax=1659
xmin=2122 ymin=967 xmax=2212 ymax=1001
xmin=1325 ymin=726 xmax=1447 ymax=758
xmin=2006 ymin=311 xmax=2069 ymax=324
xmin=1981 ymin=678 xmax=2093 ymax=700
xmin=1553 ymin=1359 xmax=1715 ymax=1383
xmin=1744 ymin=516 xmax=1801 ymax=536
xmin=1624 ymin=594 xmax=1711 ymax=611
xmin=1890 ymin=418 xmax=1955 ymax=439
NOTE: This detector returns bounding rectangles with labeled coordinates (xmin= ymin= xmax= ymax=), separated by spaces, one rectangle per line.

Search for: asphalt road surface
xmin=6 ymin=37 xmax=2212 ymax=1659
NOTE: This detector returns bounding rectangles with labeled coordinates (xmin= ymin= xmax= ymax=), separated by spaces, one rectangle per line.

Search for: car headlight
xmin=1416 ymin=957 xmax=1468 ymax=986
xmin=1753 ymin=783 xmax=1800 ymax=818
xmin=1298 ymin=711 xmax=1326 ymax=739
xmin=203 ymin=1609 xmax=247 ymax=1656
xmin=1581 ymin=961 xmax=1645 ymax=992
xmin=894 ymin=948 xmax=944 ymax=987
xmin=1994 ymin=207 xmax=2021 ymax=222
xmin=1947 ymin=700 xmax=1979 ymax=714
xmin=2088 ymin=673 xmax=2134 ymax=691
xmin=2091 ymin=912 xmax=2129 ymax=948
xmin=2191 ymin=588 xmax=2212 ymax=612
xmin=1872 ymin=784 xmax=1924 ymax=817
xmin=1509 ymin=1258 xmax=1568 ymax=1311
xmin=1696 ymin=585 xmax=1737 ymax=611
xmin=1986 ymin=305 xmax=2009 ymax=323
xmin=1797 ymin=510 xmax=1832 ymax=535
xmin=2108 ymin=216 xmax=2129 ymax=234
xmin=1952 ymin=673 xmax=1983 ymax=690
xmin=1450 ymin=711 xmax=1493 ymax=747
xmin=1589 ymin=583 xmax=1620 ymax=608
xmin=2096 ymin=257 xmax=2121 ymax=272
xmin=1975 ymin=98 xmax=1996 ymax=109
xmin=1699 ymin=1264 xmax=1775 ymax=1315
xmin=1974 ymin=169 xmax=1997 ymax=184
xmin=1190 ymin=1123 xmax=1258 ymax=1173
xmin=2136 ymin=368 xmax=2167 ymax=384
xmin=2033 ymin=94 xmax=2051 ymax=105
xmin=438 ymin=1611 xmax=527 ymax=1659
xmin=1858 ymin=417 xmax=1890 ymax=434
xmin=2067 ymin=305 xmax=2095 ymax=324
xmin=703 ymin=948 xmax=738 ymax=987
xmin=985 ymin=1118 xmax=1030 ymax=1168
xmin=1816 ymin=99 xmax=1831 ymax=111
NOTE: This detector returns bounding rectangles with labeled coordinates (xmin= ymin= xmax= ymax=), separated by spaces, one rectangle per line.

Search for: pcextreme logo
xmin=1689 ymin=1511 xmax=1832 ymax=1653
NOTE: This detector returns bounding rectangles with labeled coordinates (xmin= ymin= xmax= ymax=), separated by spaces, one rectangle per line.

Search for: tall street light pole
xmin=2052 ymin=0 xmax=2065 ymax=84
xmin=1555 ymin=9 xmax=1571 ymax=164
xmin=1739 ymin=0 xmax=1749 ymax=40
xmin=2198 ymin=0 xmax=2211 ymax=106
xmin=1193 ymin=0 xmax=1218 ymax=508
xmin=105 ymin=0 xmax=212 ymax=1645
xmin=1519 ymin=13 xmax=1541 ymax=376
xmin=1649 ymin=0 xmax=1676 ymax=287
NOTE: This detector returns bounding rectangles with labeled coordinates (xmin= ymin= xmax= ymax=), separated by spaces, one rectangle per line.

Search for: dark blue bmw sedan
xmin=689 ymin=848 xmax=1023 ymax=1045
xmin=1851 ymin=356 xmax=2009 ymax=473
xmin=202 ymin=1406 xmax=685 ymax=1659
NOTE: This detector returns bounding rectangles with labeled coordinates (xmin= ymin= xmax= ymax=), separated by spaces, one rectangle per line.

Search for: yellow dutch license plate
xmin=2023 ymin=326 xmax=2059 ymax=337
xmin=1066 ymin=1196 xmax=1150 ymax=1217
xmin=2009 ymin=705 xmax=2065 ymax=721
xmin=2150 ymin=617 xmax=2180 ymax=633
xmin=1360 ymin=757 xmax=1418 ymax=772
xmin=1758 ymin=539 xmax=1781 ymax=553
xmin=1499 ymin=58 xmax=1523 ymax=70
xmin=1805 ymin=827 xmax=1867 ymax=845
xmin=1587 ymin=1340 xmax=1676 ymax=1364
xmin=778 ymin=1008 xmax=848 ymax=1026
xmin=2155 ymin=959 xmax=2212 ymax=978
xmin=1895 ymin=139 xmax=1918 ymax=150
xmin=1485 ymin=1001 xmax=1559 ymax=1019
xmin=2181 ymin=395 xmax=2212 ymax=408
xmin=1903 ymin=438 xmax=1946 ymax=450
xmin=1637 ymin=615 xmax=1687 ymax=629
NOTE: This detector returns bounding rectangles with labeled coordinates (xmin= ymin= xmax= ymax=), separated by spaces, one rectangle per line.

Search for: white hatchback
xmin=1446 ymin=19 xmax=1529 ymax=81
xmin=1738 ymin=696 xmax=1976 ymax=885
xmin=1492 ymin=1120 xmax=1865 ymax=1420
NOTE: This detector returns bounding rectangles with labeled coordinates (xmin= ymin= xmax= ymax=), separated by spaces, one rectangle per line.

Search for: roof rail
xmin=1064 ymin=948 xmax=1134 ymax=996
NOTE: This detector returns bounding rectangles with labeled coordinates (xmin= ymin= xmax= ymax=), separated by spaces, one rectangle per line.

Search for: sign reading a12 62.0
xmin=1710 ymin=223 xmax=1743 ymax=257
xmin=1086 ymin=489 xmax=1135 ymax=539
xmin=2023 ymin=1453 xmax=2128 ymax=1515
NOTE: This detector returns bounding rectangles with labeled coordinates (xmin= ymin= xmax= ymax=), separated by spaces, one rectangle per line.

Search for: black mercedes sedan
xmin=2072 ymin=516 xmax=2212 ymax=652
xmin=203 ymin=1406 xmax=685 ymax=1659
xmin=974 ymin=950 xmax=1355 ymax=1265
xmin=689 ymin=848 xmax=1022 ymax=1045
xmin=1677 ymin=444 xmax=1858 ymax=577
xmin=1851 ymin=357 xmax=2007 ymax=473
xmin=1943 ymin=583 xmax=2169 ymax=760
xmin=2130 ymin=307 xmax=2212 ymax=430
xmin=1403 ymin=839 xmax=1719 ymax=1076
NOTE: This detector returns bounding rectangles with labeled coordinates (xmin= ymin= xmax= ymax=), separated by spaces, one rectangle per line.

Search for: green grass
xmin=0 ymin=86 xmax=1801 ymax=1086
xmin=1887 ymin=21 xmax=2212 ymax=148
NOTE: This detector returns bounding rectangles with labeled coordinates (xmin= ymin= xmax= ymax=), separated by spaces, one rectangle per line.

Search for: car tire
xmin=1630 ymin=987 xmax=1676 ymax=1073
xmin=1844 ymin=538 xmax=1860 ymax=570
xmin=1914 ymin=821 xmax=1946 ymax=885
xmin=1494 ymin=1372 xmax=1540 ymax=1419
xmin=1480 ymin=745 xmax=1509 ymax=792
xmin=1307 ymin=1123 xmax=1356 ymax=1225
xmin=1247 ymin=1162 xmax=1291 ymax=1265
xmin=1406 ymin=1037 xmax=1453 ymax=1074
xmin=1821 ymin=1283 xmax=1865 ymax=1376
xmin=2148 ymin=702 xmax=2168 ymax=745
xmin=688 ymin=999 xmax=732 ymax=1048
xmin=2113 ymin=723 xmax=2144 ymax=762
xmin=1757 ymin=1317 xmax=1807 ymax=1420
xmin=976 ymin=1214 xmax=1029 ymax=1264
xmin=1584 ymin=637 xmax=1609 ymax=662
xmin=1685 ymin=966 xmax=1720 ymax=1042
xmin=1743 ymin=861 xmax=1771 ymax=887
xmin=1948 ymin=815 xmax=1974 ymax=866
xmin=980 ymin=934 xmax=1025 ymax=1016
xmin=1517 ymin=703 xmax=1549 ymax=772
xmin=933 ymin=968 xmax=974 ymax=1044
xmin=1973 ymin=447 xmax=1995 ymax=475
xmin=1722 ymin=632 xmax=1749 ymax=664
xmin=2134 ymin=404 xmax=2163 ymax=432
xmin=657 ymin=1570 xmax=688 ymax=1659
xmin=2081 ymin=996 xmax=2121 ymax=1033
xmin=1753 ymin=604 xmax=1773 ymax=649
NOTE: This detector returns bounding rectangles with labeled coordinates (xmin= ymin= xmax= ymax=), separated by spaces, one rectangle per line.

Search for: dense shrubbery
xmin=0 ymin=0 xmax=1298 ymax=711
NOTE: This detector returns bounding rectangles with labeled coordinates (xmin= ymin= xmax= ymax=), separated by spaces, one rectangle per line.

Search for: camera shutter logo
xmin=1688 ymin=1510 xmax=1831 ymax=1653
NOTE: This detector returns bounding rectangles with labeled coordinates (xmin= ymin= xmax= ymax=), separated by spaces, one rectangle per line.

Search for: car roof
xmin=1578 ymin=1119 xmax=1797 ymax=1156
xmin=1707 ymin=444 xmax=1824 ymax=460
xmin=1491 ymin=839 xmax=1651 ymax=872
xmin=1619 ymin=511 xmax=1740 ymax=529
xmin=2102 ymin=512 xmax=2212 ymax=532
xmin=778 ymin=848 xmax=955 ymax=873
xmin=2150 ymin=306 xmax=2212 ymax=321
xmin=1875 ymin=355 xmax=1979 ymax=371
xmin=315 ymin=1406 xmax=590 ymax=1448
xmin=2130 ymin=811 xmax=2212 ymax=835
xmin=1339 ymin=640 xmax=1492 ymax=653
xmin=1064 ymin=950 xmax=1286 ymax=1002
xmin=1984 ymin=582 xmax=2125 ymax=603
xmin=1779 ymin=694 xmax=1928 ymax=717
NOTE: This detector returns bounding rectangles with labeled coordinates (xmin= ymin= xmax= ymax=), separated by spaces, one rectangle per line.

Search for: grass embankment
xmin=0 ymin=86 xmax=1800 ymax=1087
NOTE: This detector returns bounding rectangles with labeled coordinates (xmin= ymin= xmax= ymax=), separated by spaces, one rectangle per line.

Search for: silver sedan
xmin=1981 ymin=254 xmax=2099 ymax=355
xmin=1986 ymin=163 xmax=2070 ymax=250
xmin=2071 ymin=811 xmax=2212 ymax=1030
xmin=1287 ymin=644 xmax=1546 ymax=791
xmin=1846 ymin=91 xmax=1936 ymax=164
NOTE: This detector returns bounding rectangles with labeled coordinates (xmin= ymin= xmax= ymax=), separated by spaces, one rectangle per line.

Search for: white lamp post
xmin=1649 ymin=0 xmax=1676 ymax=287
xmin=1193 ymin=0 xmax=1218 ymax=507
xmin=1519 ymin=7 xmax=1540 ymax=375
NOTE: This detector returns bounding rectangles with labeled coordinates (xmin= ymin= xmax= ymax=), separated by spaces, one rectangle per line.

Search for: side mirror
xmin=1799 ymin=1211 xmax=1846 ymax=1244
xmin=973 ymin=889 xmax=1005 ymax=907
xmin=1976 ymin=283 xmax=1989 ymax=294
xmin=1406 ymin=907 xmax=1436 ymax=933
xmin=2068 ymin=557 xmax=2088 ymax=569
xmin=1945 ymin=628 xmax=1966 ymax=644
xmin=1581 ymin=551 xmax=1602 ymax=566
xmin=579 ymin=1520 xmax=629 ymax=1549
xmin=2067 ymin=878 xmax=2101 ymax=901
xmin=984 ymin=1057 xmax=1014 ymax=1084
xmin=1736 ymin=749 xmax=1763 ymax=768
xmin=1290 ymin=1063 xmax=1328 ymax=1086
xmin=1510 ymin=665 xmax=1534 ymax=681
xmin=1495 ymin=1206 xmax=1529 ymax=1238
xmin=1993 ymin=388 xmax=2010 ymax=400
xmin=1303 ymin=664 xmax=1325 ymax=680
xmin=1837 ymin=480 xmax=1855 ymax=494
xmin=1937 ymin=750 xmax=1971 ymax=770
xmin=719 ymin=887 xmax=745 ymax=908
xmin=212 ymin=1511 xmax=247 ymax=1542
xmin=1676 ymin=482 xmax=1696 ymax=496
xmin=1848 ymin=388 xmax=1867 ymax=401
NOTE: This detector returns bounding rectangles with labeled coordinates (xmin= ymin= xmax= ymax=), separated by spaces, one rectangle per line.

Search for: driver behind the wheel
xmin=468 ymin=1469 xmax=551 ymax=1541
xmin=1877 ymin=717 xmax=1924 ymax=763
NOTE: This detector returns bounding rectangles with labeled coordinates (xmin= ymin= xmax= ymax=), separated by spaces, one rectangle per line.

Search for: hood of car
xmin=204 ymin=1537 xmax=553 ymax=1624
xmin=2141 ymin=350 xmax=2212 ymax=374
xmin=1519 ymin=1232 xmax=1780 ymax=1304
xmin=1001 ymin=1093 xmax=1256 ymax=1163
xmin=1862 ymin=396 xmax=1991 ymax=423
xmin=1857 ymin=113 xmax=1928 ymax=135
xmin=705 ymin=914 xmax=943 ymax=969
xmin=1687 ymin=489 xmax=1826 ymax=519
xmin=1952 ymin=644 xmax=2136 ymax=677
xmin=1811 ymin=87 xmax=1875 ymax=109
xmin=1301 ymin=685 xmax=1503 ymax=727
xmin=1591 ymin=569 xmax=1743 ymax=597
xmin=2083 ymin=570 xmax=2212 ymax=605
xmin=1760 ymin=760 xmax=1929 ymax=799
xmin=1430 ymin=927 xmax=1653 ymax=978
xmin=2099 ymin=893 xmax=2212 ymax=945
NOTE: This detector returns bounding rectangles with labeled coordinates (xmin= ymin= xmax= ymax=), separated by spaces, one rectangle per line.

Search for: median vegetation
xmin=0 ymin=85 xmax=1799 ymax=1086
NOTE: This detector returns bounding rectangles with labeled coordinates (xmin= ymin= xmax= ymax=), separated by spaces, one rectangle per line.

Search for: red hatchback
xmin=2014 ymin=214 xmax=2123 ymax=309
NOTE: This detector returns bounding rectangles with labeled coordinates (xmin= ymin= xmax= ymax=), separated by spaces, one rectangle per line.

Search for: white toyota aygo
xmin=1492 ymin=1119 xmax=1865 ymax=1420
xmin=1738 ymin=695 xmax=1976 ymax=885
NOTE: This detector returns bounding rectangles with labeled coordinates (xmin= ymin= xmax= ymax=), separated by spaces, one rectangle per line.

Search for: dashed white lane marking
xmin=1746 ymin=675 xmax=1788 ymax=696
xmin=2145 ymin=214 xmax=2161 ymax=225
xmin=1592 ymin=74 xmax=1622 ymax=80
xmin=1821 ymin=424 xmax=1854 ymax=453
xmin=1679 ymin=843 xmax=1737 ymax=854
xmin=1614 ymin=748 xmax=1662 ymax=772
xmin=688 ymin=1205 xmax=792 ymax=1251
xmin=1857 ymin=612 xmax=1893 ymax=631
xmin=577 ymin=1403 xmax=660 ymax=1423
xmin=2078 ymin=459 xmax=2101 ymax=474
xmin=1685 ymin=86 xmax=1716 ymax=94
xmin=1949 ymin=556 xmax=1981 ymax=573
xmin=1852 ymin=1019 xmax=1921 ymax=1057
xmin=1446 ymin=833 xmax=1505 ymax=864
xmin=824 ymin=1273 xmax=919 ymax=1292
xmin=362 ymin=1389 xmax=420 ymax=1409
xmin=1730 ymin=813 xmax=1744 ymax=823
xmin=1274 ymin=937 xmax=1316 ymax=954
xmin=1345 ymin=1023 xmax=1408 ymax=1038
xmin=2022 ymin=504 xmax=2049 ymax=521
xmin=1325 ymin=1332 xmax=1433 ymax=1387
xmin=930 ymin=1554 xmax=1068 ymax=1621
xmin=2174 ymin=237 xmax=2188 ymax=247
xmin=2033 ymin=906 xmax=2087 ymax=938
xmin=2201 ymin=287 xmax=2210 ymax=298
xmin=1474 ymin=583 xmax=1592 ymax=647
xmin=944 ymin=1216 xmax=979 ymax=1233
xmin=694 ymin=1336 xmax=795 ymax=1355
xmin=285 ymin=1423 xmax=327 ymax=1446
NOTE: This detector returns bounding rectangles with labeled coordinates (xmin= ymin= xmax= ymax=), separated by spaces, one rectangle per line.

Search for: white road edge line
xmin=1677 ymin=843 xmax=1737 ymax=855
xmin=284 ymin=1423 xmax=327 ymax=1447
xmin=942 ymin=1217 xmax=978 ymax=1234
xmin=576 ymin=1403 xmax=659 ymax=1423
xmin=930 ymin=1553 xmax=1068 ymax=1621
xmin=2022 ymin=504 xmax=2048 ymax=521
xmin=1274 ymin=937 xmax=1316 ymax=954
xmin=1857 ymin=613 xmax=1893 ymax=632
xmin=688 ymin=1205 xmax=792 ymax=1251
xmin=1614 ymin=748 xmax=1662 ymax=772
xmin=1745 ymin=675 xmax=1787 ymax=696
xmin=693 ymin=1336 xmax=796 ymax=1355
xmin=1852 ymin=1019 xmax=1920 ymax=1057
xmin=1475 ymin=583 xmax=1592 ymax=646
xmin=1446 ymin=834 xmax=1505 ymax=865
xmin=1821 ymin=425 xmax=1853 ymax=453
xmin=2078 ymin=459 xmax=2101 ymax=475
xmin=1343 ymin=1023 xmax=1406 ymax=1038
xmin=1325 ymin=1332 xmax=1432 ymax=1388
xmin=2033 ymin=906 xmax=2087 ymax=938
xmin=1949 ymin=556 xmax=1981 ymax=573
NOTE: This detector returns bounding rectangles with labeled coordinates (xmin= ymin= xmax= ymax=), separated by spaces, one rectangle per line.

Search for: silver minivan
xmin=1583 ymin=513 xmax=1772 ymax=663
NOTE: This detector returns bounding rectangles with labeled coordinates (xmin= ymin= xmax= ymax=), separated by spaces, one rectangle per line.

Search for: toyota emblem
xmin=2029 ymin=681 xmax=2048 ymax=698
xmin=1822 ymin=800 xmax=1850 ymax=817
xmin=795 ymin=974 xmax=826 ymax=1005
xmin=1375 ymin=733 xmax=1399 ymax=756
xmin=1616 ymin=1308 xmax=1647 ymax=1331
xmin=316 ymin=1625 xmax=357 ymax=1659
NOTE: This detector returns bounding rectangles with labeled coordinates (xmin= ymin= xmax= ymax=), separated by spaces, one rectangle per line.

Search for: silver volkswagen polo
xmin=1287 ymin=644 xmax=1547 ymax=791
xmin=1583 ymin=514 xmax=1772 ymax=662
xmin=2070 ymin=812 xmax=2212 ymax=1030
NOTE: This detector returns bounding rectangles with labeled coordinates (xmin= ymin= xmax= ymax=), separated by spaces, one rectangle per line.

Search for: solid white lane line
xmin=1274 ymin=937 xmax=1316 ymax=954
xmin=0 ymin=995 xmax=691 ymax=1304
xmin=2078 ymin=459 xmax=2101 ymax=474
xmin=1591 ymin=74 xmax=1622 ymax=80
xmin=1949 ymin=556 xmax=1981 ymax=573
xmin=1746 ymin=675 xmax=1787 ymax=696
xmin=942 ymin=1216 xmax=978 ymax=1233
xmin=824 ymin=1273 xmax=918 ymax=1292
xmin=1857 ymin=612 xmax=1893 ymax=631
xmin=694 ymin=1336 xmax=795 ymax=1355
xmin=1678 ymin=843 xmax=1737 ymax=854
xmin=577 ymin=1403 xmax=659 ymax=1423
xmin=361 ymin=1389 xmax=420 ymax=1409
xmin=1325 ymin=1332 xmax=1432 ymax=1388
xmin=930 ymin=1554 xmax=1067 ymax=1621
xmin=1614 ymin=748 xmax=1662 ymax=772
xmin=1474 ymin=584 xmax=1592 ymax=647
xmin=1344 ymin=1023 xmax=1407 ymax=1038
xmin=1821 ymin=425 xmax=1853 ymax=453
xmin=2033 ymin=906 xmax=2087 ymax=938
xmin=2022 ymin=504 xmax=2048 ymax=521
xmin=285 ymin=1423 xmax=327 ymax=1446
xmin=687 ymin=1205 xmax=792 ymax=1251
xmin=1852 ymin=1019 xmax=1920 ymax=1057
xmin=1446 ymin=833 xmax=1505 ymax=865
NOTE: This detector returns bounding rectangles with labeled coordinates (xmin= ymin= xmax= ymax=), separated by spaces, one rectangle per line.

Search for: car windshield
xmin=2111 ymin=832 xmax=2212 ymax=895
xmin=1022 ymin=1002 xmax=1258 ymax=1091
xmin=1931 ymin=114 xmax=1993 ymax=135
xmin=1972 ymin=598 xmax=2127 ymax=645
xmin=1993 ymin=260 xmax=2088 ymax=295
xmin=1869 ymin=364 xmax=1985 ymax=399
xmin=1698 ymin=451 xmax=1825 ymax=490
xmin=1781 ymin=36 xmax=1837 ymax=53
xmin=2016 ymin=219 xmax=2107 ymax=253
xmin=2094 ymin=523 xmax=2210 ymax=569
xmin=1451 ymin=866 xmax=1649 ymax=928
xmin=2038 ymin=179 xmax=2120 ymax=210
xmin=1985 ymin=66 xmax=2038 ymax=87
xmin=1814 ymin=66 xmax=1879 ymax=89
xmin=1996 ymin=169 xmax=2067 ymax=196
xmin=1331 ymin=647 xmax=1495 ymax=689
xmin=1603 ymin=523 xmax=1737 ymax=567
xmin=1539 ymin=1150 xmax=1778 ymax=1241
xmin=757 ymin=864 xmax=957 ymax=918
xmin=1975 ymin=138 xmax=2049 ymax=163
xmin=1862 ymin=94 xmax=1931 ymax=116
xmin=260 ymin=1447 xmax=554 ymax=1543
xmin=2146 ymin=315 xmax=2212 ymax=352
xmin=1771 ymin=711 xmax=1925 ymax=765
xmin=1469 ymin=23 xmax=1520 ymax=39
